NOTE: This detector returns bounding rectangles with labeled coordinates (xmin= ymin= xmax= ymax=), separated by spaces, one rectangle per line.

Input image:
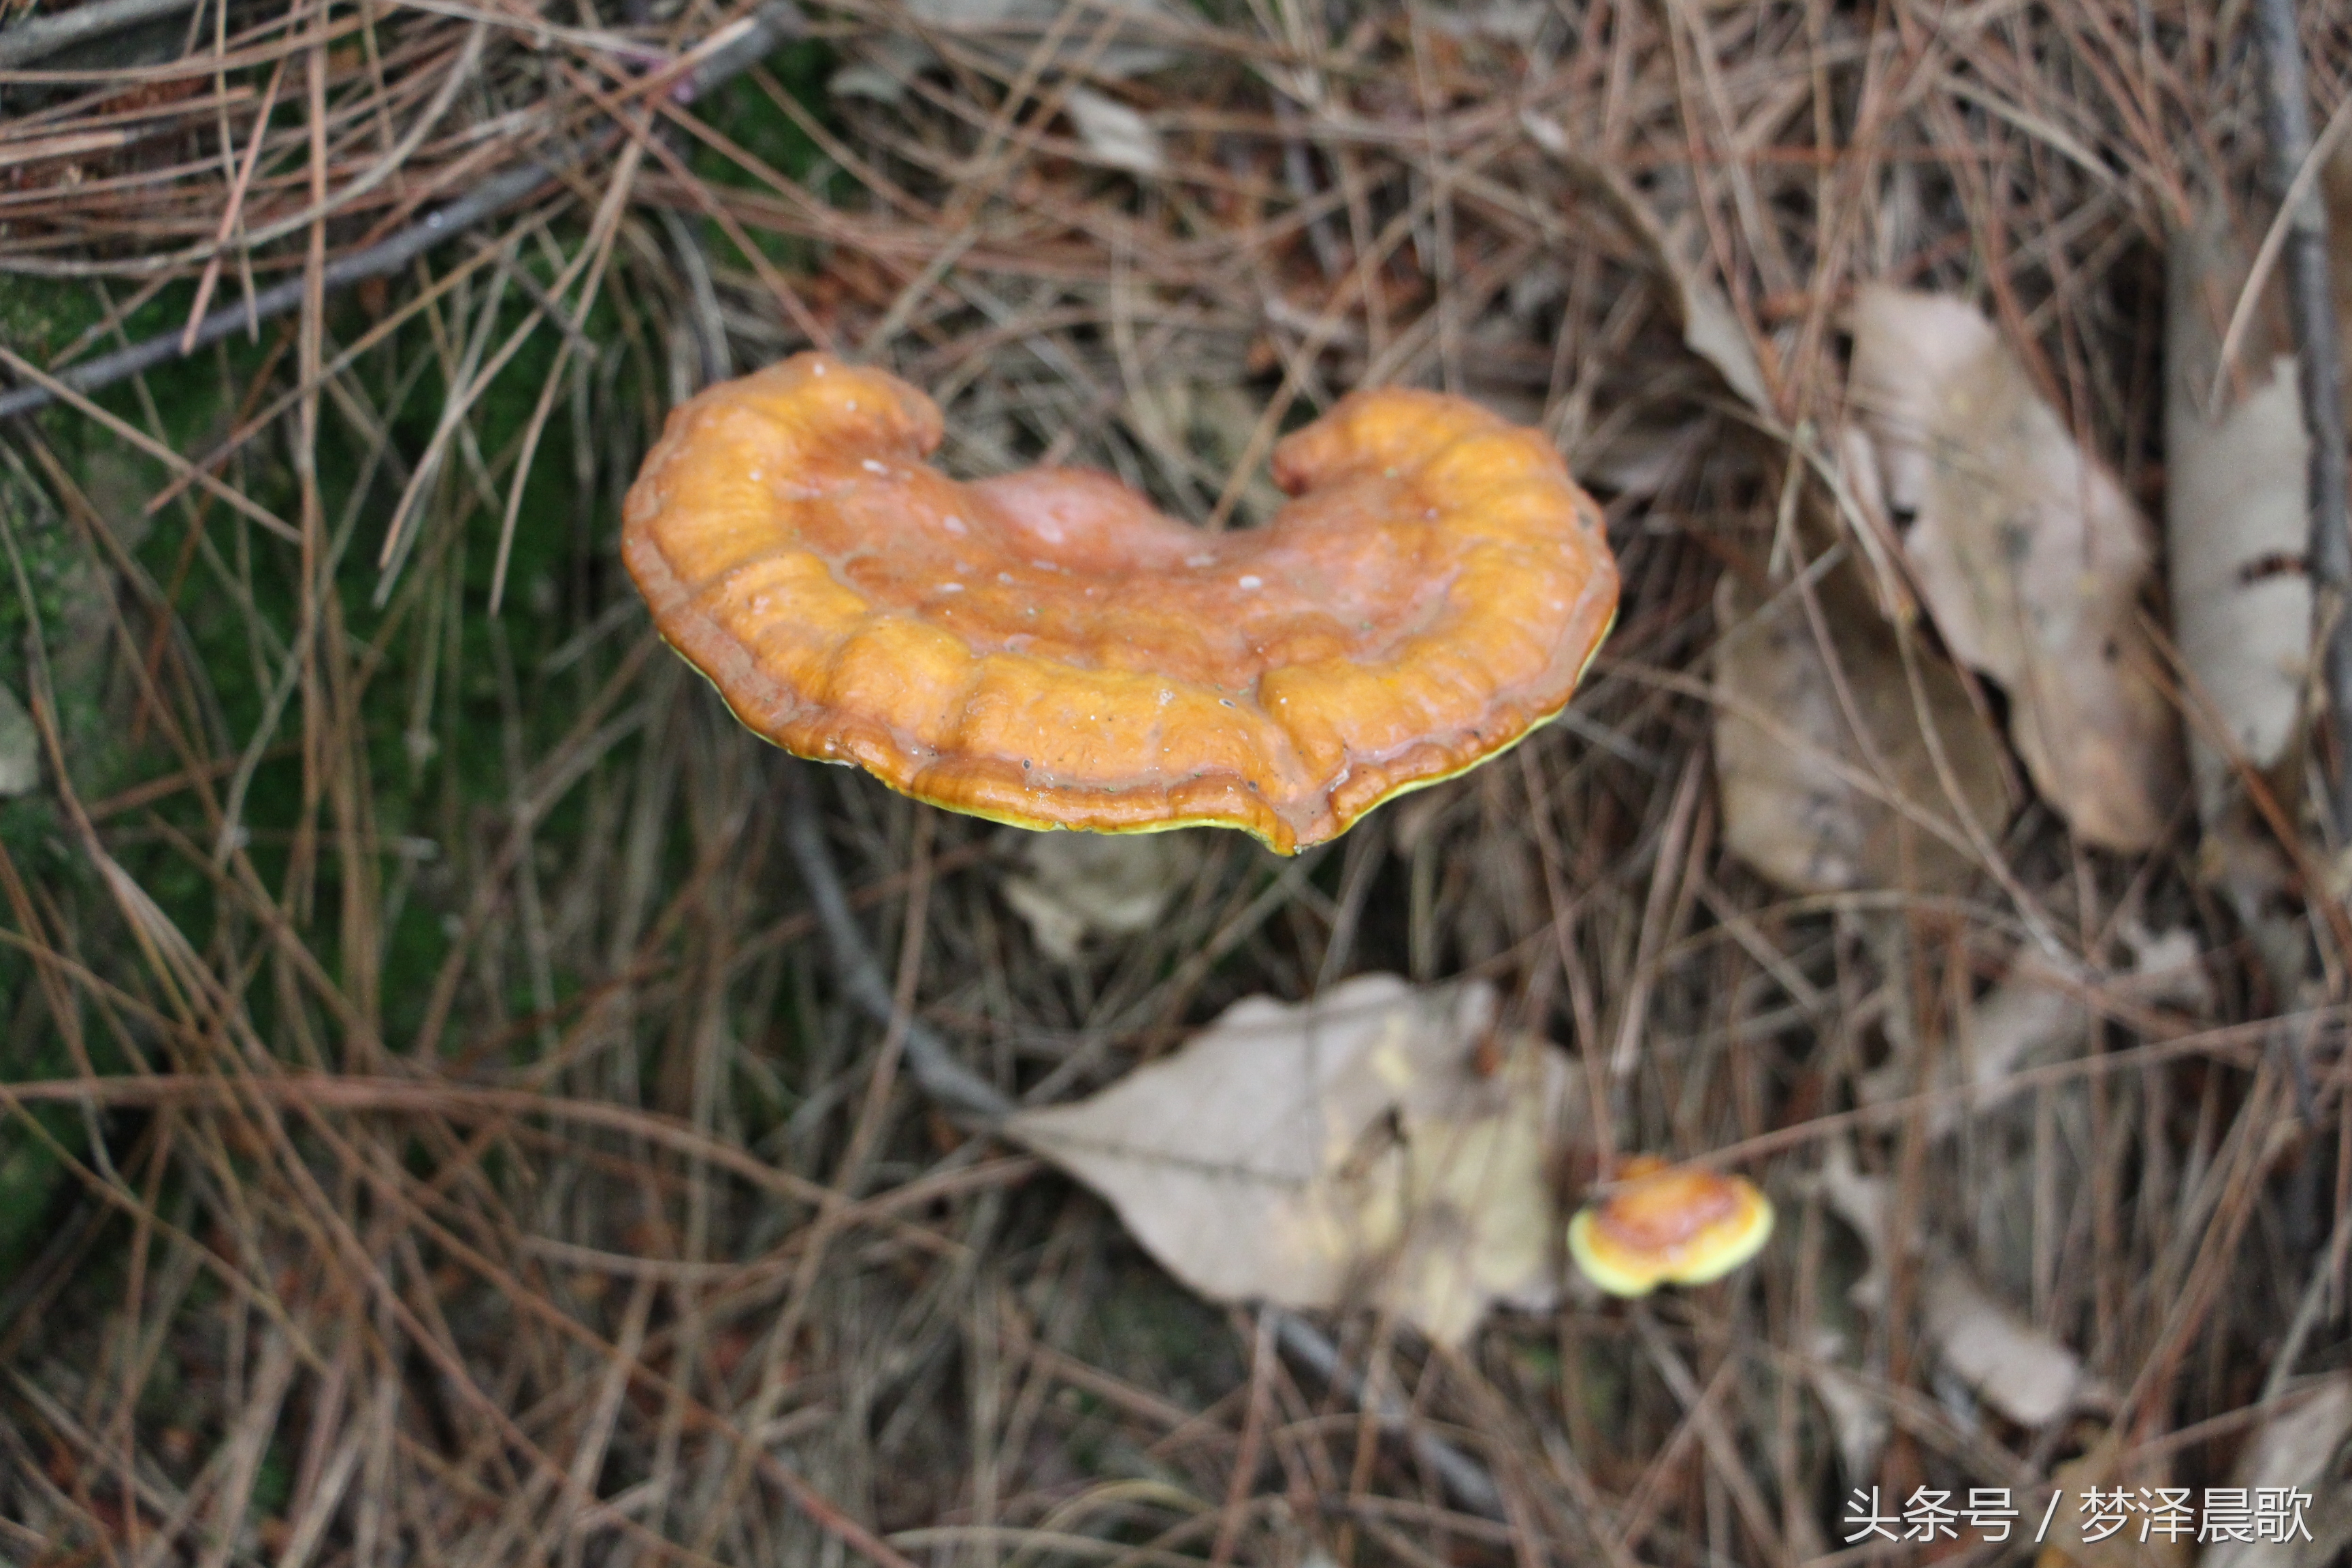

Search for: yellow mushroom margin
xmin=1566 ymin=1156 xmax=1776 ymax=1298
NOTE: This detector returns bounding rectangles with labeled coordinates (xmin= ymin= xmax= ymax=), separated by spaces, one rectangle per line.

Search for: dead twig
xmin=2253 ymin=0 xmax=2352 ymax=853
xmin=0 ymin=0 xmax=201 ymax=68
xmin=779 ymin=762 xmax=1014 ymax=1124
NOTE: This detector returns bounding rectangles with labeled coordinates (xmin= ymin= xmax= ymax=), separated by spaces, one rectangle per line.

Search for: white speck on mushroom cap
xmin=940 ymin=583 xmax=964 ymax=593
xmin=862 ymin=459 xmax=887 ymax=475
xmin=1238 ymin=574 xmax=1262 ymax=591
xmin=943 ymin=514 xmax=968 ymax=535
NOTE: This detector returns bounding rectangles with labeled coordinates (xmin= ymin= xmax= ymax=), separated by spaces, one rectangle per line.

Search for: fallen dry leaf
xmin=1920 ymin=1257 xmax=2087 ymax=1427
xmin=2161 ymin=182 xmax=2345 ymax=987
xmin=1818 ymin=1147 xmax=2095 ymax=1426
xmin=2165 ymin=205 xmax=2312 ymax=826
xmin=1064 ymin=87 xmax=1165 ymax=175
xmin=2200 ymin=1375 xmax=2352 ymax=1568
xmin=1803 ymin=1328 xmax=1889 ymax=1482
xmin=1860 ymin=926 xmax=2210 ymax=1131
xmin=1816 ymin=1137 xmax=1894 ymax=1310
xmin=1826 ymin=416 xmax=1923 ymax=621
xmin=1848 ymin=286 xmax=2184 ymax=851
xmin=1951 ymin=968 xmax=2080 ymax=1103
xmin=1005 ymin=974 xmax=1573 ymax=1346
xmin=1713 ymin=566 xmax=2013 ymax=895
xmin=1000 ymin=830 xmax=1196 ymax=963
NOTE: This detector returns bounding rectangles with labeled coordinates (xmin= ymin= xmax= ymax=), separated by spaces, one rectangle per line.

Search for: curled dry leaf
xmin=1004 ymin=974 xmax=1574 ymax=1347
xmin=1000 ymin=830 xmax=1196 ymax=963
xmin=1950 ymin=969 xmax=2080 ymax=1111
xmin=1713 ymin=566 xmax=2012 ymax=895
xmin=1848 ymin=286 xmax=2184 ymax=851
xmin=2200 ymin=1375 xmax=2352 ymax=1568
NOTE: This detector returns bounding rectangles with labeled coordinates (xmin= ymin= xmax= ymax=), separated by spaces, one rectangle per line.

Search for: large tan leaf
xmin=1713 ymin=567 xmax=2012 ymax=894
xmin=1004 ymin=974 xmax=1573 ymax=1346
xmin=1848 ymin=287 xmax=2184 ymax=851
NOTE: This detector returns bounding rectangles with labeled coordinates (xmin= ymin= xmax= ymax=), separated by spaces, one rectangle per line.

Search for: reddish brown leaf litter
xmin=2 ymin=2 xmax=2348 ymax=1565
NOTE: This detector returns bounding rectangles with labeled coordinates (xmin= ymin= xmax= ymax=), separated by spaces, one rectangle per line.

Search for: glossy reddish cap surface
xmin=621 ymin=353 xmax=1618 ymax=852
xmin=1567 ymin=1155 xmax=1774 ymax=1297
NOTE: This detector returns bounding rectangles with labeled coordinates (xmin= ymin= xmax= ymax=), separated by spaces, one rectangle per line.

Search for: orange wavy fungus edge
xmin=621 ymin=353 xmax=1618 ymax=853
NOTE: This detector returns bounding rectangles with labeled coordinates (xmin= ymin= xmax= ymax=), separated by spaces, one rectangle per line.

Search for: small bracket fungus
xmin=1566 ymin=1156 xmax=1774 ymax=1298
xmin=622 ymin=353 xmax=1618 ymax=853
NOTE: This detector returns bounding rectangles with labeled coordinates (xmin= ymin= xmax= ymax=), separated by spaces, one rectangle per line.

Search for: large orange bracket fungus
xmin=622 ymin=353 xmax=1618 ymax=853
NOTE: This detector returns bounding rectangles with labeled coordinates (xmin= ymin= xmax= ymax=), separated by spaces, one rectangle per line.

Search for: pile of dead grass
xmin=3 ymin=1 xmax=2349 ymax=1564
